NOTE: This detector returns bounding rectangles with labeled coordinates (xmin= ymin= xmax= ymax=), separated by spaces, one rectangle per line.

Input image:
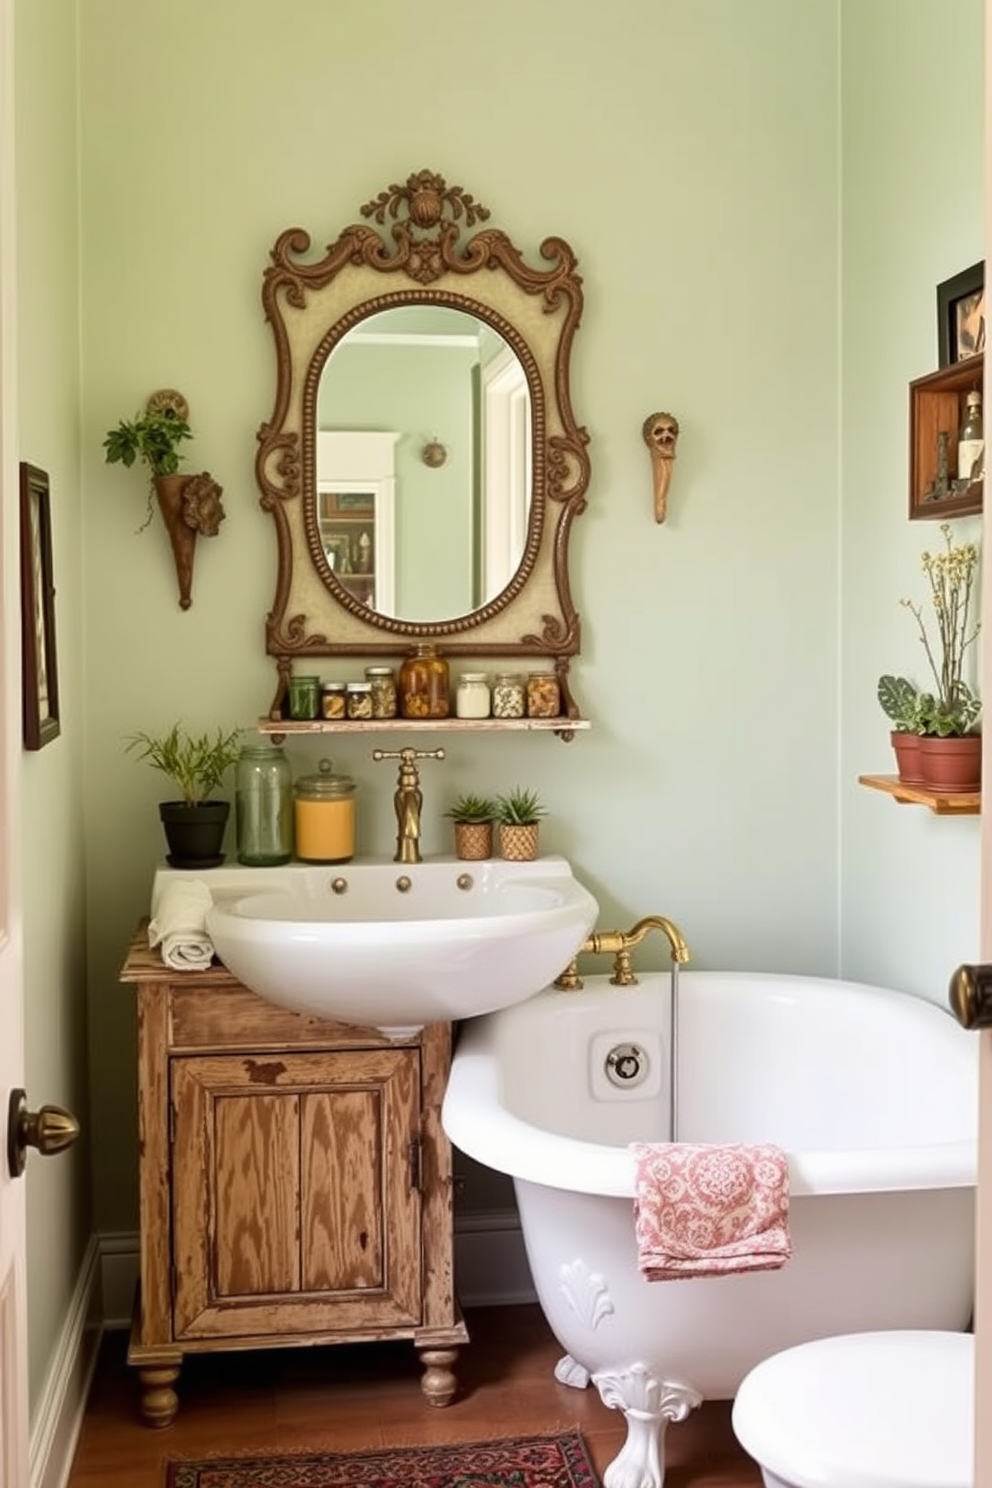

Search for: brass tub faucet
xmin=555 ymin=913 xmax=690 ymax=989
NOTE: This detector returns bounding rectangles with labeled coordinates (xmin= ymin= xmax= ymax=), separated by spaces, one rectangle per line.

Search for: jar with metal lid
xmin=293 ymin=759 xmax=356 ymax=863
xmin=320 ymin=681 xmax=347 ymax=720
xmin=346 ymin=681 xmax=374 ymax=720
xmin=456 ymin=671 xmax=491 ymax=719
xmin=399 ymin=643 xmax=450 ymax=719
xmin=526 ymin=669 xmax=561 ymax=719
xmin=235 ymin=742 xmax=293 ymax=866
xmin=364 ymin=665 xmax=398 ymax=719
xmin=492 ymin=672 xmax=526 ymax=719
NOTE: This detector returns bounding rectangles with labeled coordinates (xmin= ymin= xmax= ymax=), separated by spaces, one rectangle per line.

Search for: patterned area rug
xmin=164 ymin=1431 xmax=601 ymax=1487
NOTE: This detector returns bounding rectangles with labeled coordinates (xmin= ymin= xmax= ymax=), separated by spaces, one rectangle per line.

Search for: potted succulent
xmin=444 ymin=792 xmax=498 ymax=861
xmin=126 ymin=722 xmax=243 ymax=867
xmin=877 ymin=674 xmax=924 ymax=784
xmin=899 ymin=523 xmax=982 ymax=792
xmin=495 ymin=787 xmax=547 ymax=862
xmin=103 ymin=390 xmax=225 ymax=610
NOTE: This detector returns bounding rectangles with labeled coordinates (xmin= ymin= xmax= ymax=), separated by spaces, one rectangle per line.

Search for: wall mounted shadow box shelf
xmin=909 ymin=352 xmax=983 ymax=520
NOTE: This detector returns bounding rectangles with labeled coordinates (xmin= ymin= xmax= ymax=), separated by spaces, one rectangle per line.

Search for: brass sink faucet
xmin=372 ymin=746 xmax=445 ymax=864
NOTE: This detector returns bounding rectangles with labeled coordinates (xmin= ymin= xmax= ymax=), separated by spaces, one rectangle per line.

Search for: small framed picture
xmin=937 ymin=261 xmax=985 ymax=366
xmin=19 ymin=463 xmax=60 ymax=750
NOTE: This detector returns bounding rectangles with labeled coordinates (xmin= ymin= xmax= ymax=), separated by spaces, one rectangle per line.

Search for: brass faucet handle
xmin=372 ymin=747 xmax=446 ymax=765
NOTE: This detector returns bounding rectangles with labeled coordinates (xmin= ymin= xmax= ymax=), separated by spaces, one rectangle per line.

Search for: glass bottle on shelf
xmin=398 ymin=643 xmax=450 ymax=719
xmin=492 ymin=672 xmax=526 ymax=719
xmin=958 ymin=389 xmax=984 ymax=484
xmin=235 ymin=742 xmax=293 ymax=866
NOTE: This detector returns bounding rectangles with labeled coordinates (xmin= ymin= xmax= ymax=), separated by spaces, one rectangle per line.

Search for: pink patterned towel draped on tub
xmin=628 ymin=1142 xmax=792 ymax=1281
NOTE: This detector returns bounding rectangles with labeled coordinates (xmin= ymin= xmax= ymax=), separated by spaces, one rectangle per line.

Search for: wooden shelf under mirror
xmin=258 ymin=716 xmax=591 ymax=743
xmin=858 ymin=773 xmax=980 ymax=816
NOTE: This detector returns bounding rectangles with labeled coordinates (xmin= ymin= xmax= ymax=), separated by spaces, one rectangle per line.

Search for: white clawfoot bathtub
xmin=442 ymin=971 xmax=977 ymax=1488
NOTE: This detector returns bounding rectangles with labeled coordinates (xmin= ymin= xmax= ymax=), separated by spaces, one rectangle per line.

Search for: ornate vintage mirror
xmin=257 ymin=169 xmax=589 ymax=722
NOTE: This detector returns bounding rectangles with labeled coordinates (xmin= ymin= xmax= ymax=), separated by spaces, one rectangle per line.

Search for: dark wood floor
xmin=65 ymin=1305 xmax=762 ymax=1486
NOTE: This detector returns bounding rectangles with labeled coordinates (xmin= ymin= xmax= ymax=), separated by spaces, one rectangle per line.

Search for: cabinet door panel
xmin=172 ymin=1049 xmax=421 ymax=1340
xmin=215 ymin=1092 xmax=300 ymax=1296
xmin=302 ymin=1089 xmax=382 ymax=1290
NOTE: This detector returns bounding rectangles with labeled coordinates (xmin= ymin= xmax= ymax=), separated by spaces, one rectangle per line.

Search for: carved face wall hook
xmin=642 ymin=411 xmax=680 ymax=524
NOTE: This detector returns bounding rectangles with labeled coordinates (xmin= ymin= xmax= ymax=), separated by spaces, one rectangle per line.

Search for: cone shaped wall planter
xmin=154 ymin=473 xmax=226 ymax=610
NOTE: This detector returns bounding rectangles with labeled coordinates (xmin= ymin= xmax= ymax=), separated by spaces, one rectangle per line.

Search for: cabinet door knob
xmin=6 ymin=1087 xmax=80 ymax=1178
xmin=948 ymin=964 xmax=992 ymax=1031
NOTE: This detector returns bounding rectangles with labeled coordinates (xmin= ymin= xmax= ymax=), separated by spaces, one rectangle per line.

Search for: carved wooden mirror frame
xmin=256 ymin=169 xmax=590 ymax=720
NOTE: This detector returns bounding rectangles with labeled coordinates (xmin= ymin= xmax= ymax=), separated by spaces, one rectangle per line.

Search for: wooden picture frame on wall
xmin=19 ymin=462 xmax=60 ymax=750
xmin=937 ymin=261 xmax=985 ymax=366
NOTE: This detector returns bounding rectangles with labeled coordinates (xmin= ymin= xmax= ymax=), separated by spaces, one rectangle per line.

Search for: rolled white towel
xmin=148 ymin=878 xmax=215 ymax=972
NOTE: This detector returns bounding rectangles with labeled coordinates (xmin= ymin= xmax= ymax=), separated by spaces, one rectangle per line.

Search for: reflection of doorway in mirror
xmin=316 ymin=432 xmax=398 ymax=614
xmin=481 ymin=346 xmax=531 ymax=604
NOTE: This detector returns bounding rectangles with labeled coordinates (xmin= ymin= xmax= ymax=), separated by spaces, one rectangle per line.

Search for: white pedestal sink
xmin=153 ymin=855 xmax=598 ymax=1038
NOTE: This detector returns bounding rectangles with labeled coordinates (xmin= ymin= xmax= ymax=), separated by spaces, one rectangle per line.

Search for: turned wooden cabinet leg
xmin=418 ymin=1346 xmax=459 ymax=1406
xmin=136 ymin=1362 xmax=182 ymax=1427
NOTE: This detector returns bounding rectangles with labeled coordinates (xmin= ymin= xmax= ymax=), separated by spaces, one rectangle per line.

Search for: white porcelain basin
xmin=183 ymin=856 xmax=597 ymax=1038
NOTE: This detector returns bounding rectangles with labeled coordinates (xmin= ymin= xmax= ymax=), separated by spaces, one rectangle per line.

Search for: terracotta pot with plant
xmin=444 ymin=793 xmax=498 ymax=861
xmin=495 ymin=787 xmax=547 ymax=862
xmin=900 ymin=523 xmax=982 ymax=792
xmin=103 ymin=390 xmax=226 ymax=610
xmin=127 ymin=722 xmax=243 ymax=867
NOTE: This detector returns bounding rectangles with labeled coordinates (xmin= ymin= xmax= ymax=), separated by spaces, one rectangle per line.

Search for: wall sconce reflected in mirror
xmin=421 ymin=437 xmax=448 ymax=468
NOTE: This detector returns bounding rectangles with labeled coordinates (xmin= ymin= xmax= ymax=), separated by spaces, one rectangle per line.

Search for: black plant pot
xmin=159 ymin=800 xmax=230 ymax=869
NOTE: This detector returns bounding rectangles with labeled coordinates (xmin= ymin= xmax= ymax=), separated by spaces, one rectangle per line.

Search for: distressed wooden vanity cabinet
xmin=120 ymin=926 xmax=467 ymax=1427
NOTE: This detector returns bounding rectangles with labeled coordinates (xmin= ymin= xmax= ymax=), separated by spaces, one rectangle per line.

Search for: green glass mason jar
xmin=235 ymin=742 xmax=293 ymax=866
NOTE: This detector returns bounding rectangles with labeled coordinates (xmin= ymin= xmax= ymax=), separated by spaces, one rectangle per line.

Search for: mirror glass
xmin=316 ymin=307 xmax=531 ymax=622
xmin=257 ymin=168 xmax=589 ymax=721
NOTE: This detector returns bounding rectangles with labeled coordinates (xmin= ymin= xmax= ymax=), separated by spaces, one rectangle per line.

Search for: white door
xmin=0 ymin=1 xmax=29 ymax=1483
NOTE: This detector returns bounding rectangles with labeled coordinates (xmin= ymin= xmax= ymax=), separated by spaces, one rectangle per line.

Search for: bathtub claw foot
xmin=554 ymin=1353 xmax=591 ymax=1388
xmin=593 ymin=1363 xmax=702 ymax=1488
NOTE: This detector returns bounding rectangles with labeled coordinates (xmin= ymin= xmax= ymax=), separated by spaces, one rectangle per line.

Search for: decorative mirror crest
xmin=257 ymin=170 xmax=589 ymax=721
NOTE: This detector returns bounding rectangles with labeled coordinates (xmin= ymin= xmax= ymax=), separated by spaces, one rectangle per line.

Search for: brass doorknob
xmin=948 ymin=964 xmax=992 ymax=1031
xmin=6 ymin=1087 xmax=80 ymax=1178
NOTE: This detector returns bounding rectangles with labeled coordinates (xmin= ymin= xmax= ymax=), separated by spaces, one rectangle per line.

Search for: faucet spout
xmin=628 ymin=914 xmax=691 ymax=966
xmin=372 ymin=747 xmax=445 ymax=864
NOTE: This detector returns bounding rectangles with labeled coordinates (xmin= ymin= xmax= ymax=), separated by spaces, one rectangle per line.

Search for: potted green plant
xmin=900 ymin=523 xmax=982 ymax=792
xmin=103 ymin=392 xmax=225 ymax=609
xmin=495 ymin=787 xmax=547 ymax=862
xmin=444 ymin=792 xmax=498 ymax=861
xmin=877 ymin=674 xmax=924 ymax=784
xmin=126 ymin=722 xmax=243 ymax=867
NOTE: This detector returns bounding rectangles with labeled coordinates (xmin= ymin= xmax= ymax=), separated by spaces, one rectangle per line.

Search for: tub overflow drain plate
xmin=604 ymin=1042 xmax=649 ymax=1089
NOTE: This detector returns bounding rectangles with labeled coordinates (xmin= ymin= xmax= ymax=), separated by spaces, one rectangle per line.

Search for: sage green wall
xmin=14 ymin=0 xmax=91 ymax=1411
xmin=839 ymin=1 xmax=984 ymax=995
xmin=78 ymin=0 xmax=841 ymax=1234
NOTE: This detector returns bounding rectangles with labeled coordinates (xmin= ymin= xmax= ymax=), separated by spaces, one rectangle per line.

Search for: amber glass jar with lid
xmin=399 ymin=643 xmax=450 ymax=719
xmin=293 ymin=759 xmax=356 ymax=863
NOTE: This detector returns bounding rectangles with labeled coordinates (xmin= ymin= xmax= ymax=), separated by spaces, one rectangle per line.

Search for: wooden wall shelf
xmin=258 ymin=716 xmax=591 ymax=743
xmin=858 ymin=773 xmax=980 ymax=816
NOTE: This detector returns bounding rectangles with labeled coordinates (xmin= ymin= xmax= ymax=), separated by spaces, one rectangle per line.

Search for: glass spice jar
xmin=456 ymin=672 xmax=491 ymax=719
xmin=364 ymin=665 xmax=398 ymax=719
xmin=526 ymin=669 xmax=561 ymax=719
xmin=399 ymin=643 xmax=450 ymax=719
xmin=320 ymin=681 xmax=347 ymax=720
xmin=346 ymin=681 xmax=374 ymax=720
xmin=492 ymin=672 xmax=526 ymax=719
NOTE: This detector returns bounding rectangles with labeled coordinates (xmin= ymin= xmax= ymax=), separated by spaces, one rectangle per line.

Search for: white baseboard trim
xmin=29 ymin=1236 xmax=102 ymax=1488
xmin=97 ymin=1210 xmax=534 ymax=1335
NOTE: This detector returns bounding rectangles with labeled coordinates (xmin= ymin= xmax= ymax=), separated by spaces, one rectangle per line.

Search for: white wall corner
xmin=29 ymin=1237 xmax=102 ymax=1488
